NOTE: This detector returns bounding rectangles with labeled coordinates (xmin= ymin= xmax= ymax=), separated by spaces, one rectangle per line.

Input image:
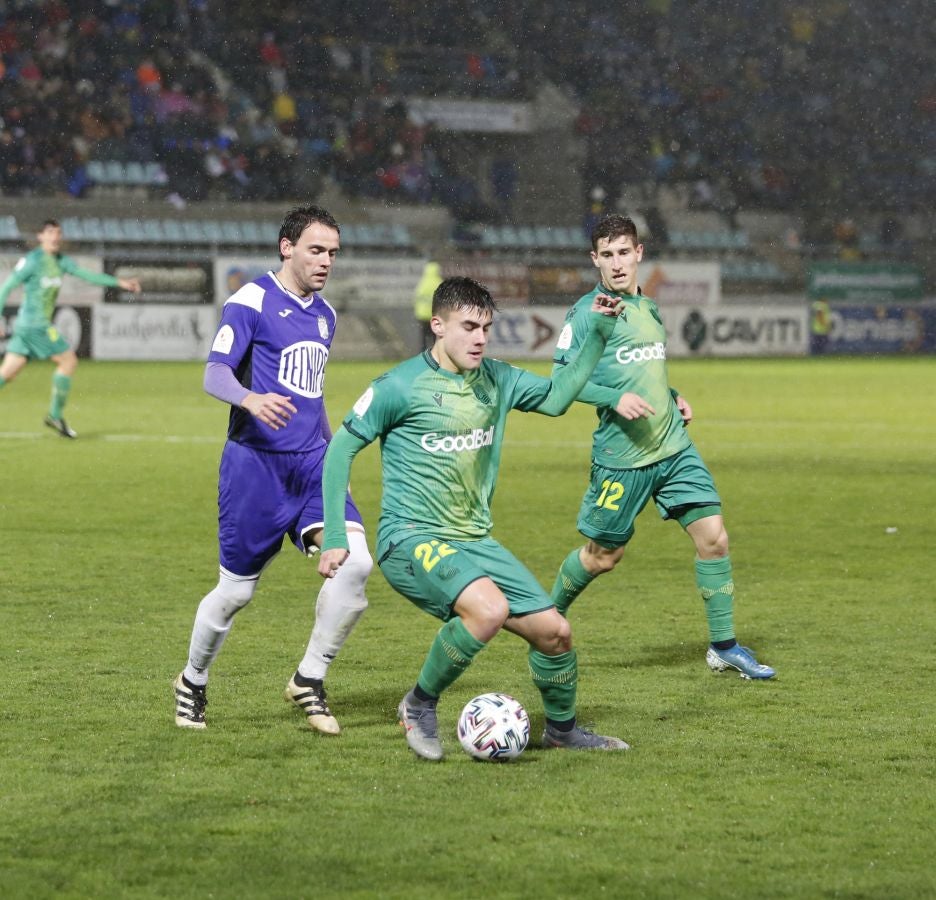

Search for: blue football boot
xmin=706 ymin=644 xmax=775 ymax=680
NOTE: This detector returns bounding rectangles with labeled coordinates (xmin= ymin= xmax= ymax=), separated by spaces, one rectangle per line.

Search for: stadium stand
xmin=0 ymin=3 xmax=930 ymax=291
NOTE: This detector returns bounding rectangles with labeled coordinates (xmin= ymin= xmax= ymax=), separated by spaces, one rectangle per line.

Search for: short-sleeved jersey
xmin=554 ymin=283 xmax=691 ymax=469
xmin=0 ymin=249 xmax=119 ymax=328
xmin=207 ymin=271 xmax=336 ymax=453
xmin=343 ymin=350 xmax=552 ymax=554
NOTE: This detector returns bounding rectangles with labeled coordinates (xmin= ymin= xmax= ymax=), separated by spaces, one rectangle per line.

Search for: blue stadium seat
xmin=259 ymin=222 xmax=279 ymax=244
xmin=239 ymin=221 xmax=264 ymax=244
xmin=80 ymin=218 xmax=105 ymax=241
xmin=60 ymin=218 xmax=85 ymax=241
xmin=86 ymin=161 xmax=107 ymax=184
xmin=120 ymin=219 xmax=147 ymax=242
xmin=102 ymin=218 xmax=126 ymax=241
xmin=220 ymin=221 xmax=245 ymax=243
xmin=0 ymin=215 xmax=20 ymax=240
xmin=141 ymin=219 xmax=168 ymax=243
xmin=389 ymin=223 xmax=412 ymax=247
xmin=201 ymin=221 xmax=223 ymax=243
xmin=160 ymin=220 xmax=186 ymax=243
xmin=180 ymin=220 xmax=208 ymax=243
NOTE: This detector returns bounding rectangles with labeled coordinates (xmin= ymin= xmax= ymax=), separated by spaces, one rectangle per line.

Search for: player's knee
xmin=582 ymin=545 xmax=623 ymax=575
xmin=532 ymin=614 xmax=572 ymax=654
xmin=472 ymin=594 xmax=510 ymax=633
xmin=697 ymin=529 xmax=729 ymax=559
xmin=215 ymin=571 xmax=258 ymax=611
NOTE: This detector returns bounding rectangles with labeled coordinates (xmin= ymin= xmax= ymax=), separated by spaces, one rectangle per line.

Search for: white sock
xmin=183 ymin=569 xmax=258 ymax=686
xmin=297 ymin=529 xmax=372 ymax=681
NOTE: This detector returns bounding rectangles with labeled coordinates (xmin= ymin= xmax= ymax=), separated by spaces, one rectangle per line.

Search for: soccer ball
xmin=457 ymin=692 xmax=530 ymax=761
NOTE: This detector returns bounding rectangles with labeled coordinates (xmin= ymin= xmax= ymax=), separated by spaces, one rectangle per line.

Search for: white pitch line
xmin=0 ymin=431 xmax=220 ymax=444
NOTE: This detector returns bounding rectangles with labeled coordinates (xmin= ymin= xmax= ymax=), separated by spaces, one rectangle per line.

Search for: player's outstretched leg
xmin=706 ymin=644 xmax=775 ymax=680
xmin=173 ymin=673 xmax=207 ymax=729
xmin=396 ymin=618 xmax=487 ymax=761
xmin=284 ymin=676 xmax=339 ymax=734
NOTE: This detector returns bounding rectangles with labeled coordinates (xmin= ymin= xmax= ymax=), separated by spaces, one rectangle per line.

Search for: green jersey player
xmin=549 ymin=214 xmax=775 ymax=680
xmin=0 ymin=219 xmax=141 ymax=437
xmin=319 ymin=276 xmax=631 ymax=760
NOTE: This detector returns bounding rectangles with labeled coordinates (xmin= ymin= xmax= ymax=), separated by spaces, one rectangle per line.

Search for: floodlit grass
xmin=1 ymin=357 xmax=934 ymax=899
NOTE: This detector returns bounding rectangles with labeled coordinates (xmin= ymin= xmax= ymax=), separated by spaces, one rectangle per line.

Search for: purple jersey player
xmin=174 ymin=205 xmax=373 ymax=734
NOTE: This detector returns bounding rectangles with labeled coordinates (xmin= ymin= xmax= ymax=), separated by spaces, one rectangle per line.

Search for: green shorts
xmin=378 ymin=534 xmax=551 ymax=622
xmin=576 ymin=445 xmax=721 ymax=548
xmin=6 ymin=324 xmax=70 ymax=359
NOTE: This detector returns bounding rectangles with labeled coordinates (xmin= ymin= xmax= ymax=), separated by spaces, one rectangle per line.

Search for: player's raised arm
xmin=533 ymin=295 xmax=625 ymax=416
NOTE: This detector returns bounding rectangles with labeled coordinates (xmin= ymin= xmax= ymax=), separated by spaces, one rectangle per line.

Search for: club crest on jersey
xmin=317 ymin=316 xmax=329 ymax=340
xmin=278 ymin=340 xmax=328 ymax=398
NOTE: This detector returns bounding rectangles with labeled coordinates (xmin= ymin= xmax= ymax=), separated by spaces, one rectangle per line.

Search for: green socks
xmin=416 ymin=617 xmax=487 ymax=698
xmin=50 ymin=373 xmax=72 ymax=418
xmin=550 ymin=548 xmax=596 ymax=616
xmin=529 ymin=648 xmax=578 ymax=722
xmin=696 ymin=556 xmax=736 ymax=644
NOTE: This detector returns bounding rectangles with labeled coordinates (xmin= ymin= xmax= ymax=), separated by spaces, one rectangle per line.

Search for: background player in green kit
xmin=0 ymin=219 xmax=142 ymax=437
xmin=549 ymin=215 xmax=775 ymax=680
xmin=318 ymin=276 xmax=631 ymax=760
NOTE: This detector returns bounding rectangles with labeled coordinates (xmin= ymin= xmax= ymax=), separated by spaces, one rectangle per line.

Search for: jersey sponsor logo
xmin=211 ymin=324 xmax=235 ymax=354
xmin=420 ymin=426 xmax=494 ymax=454
xmin=556 ymin=323 xmax=573 ymax=351
xmin=40 ymin=276 xmax=63 ymax=290
xmin=278 ymin=340 xmax=328 ymax=398
xmin=353 ymin=386 xmax=374 ymax=416
xmin=615 ymin=341 xmax=666 ymax=365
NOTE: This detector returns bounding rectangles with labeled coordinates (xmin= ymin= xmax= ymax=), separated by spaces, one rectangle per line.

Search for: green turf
xmin=1 ymin=357 xmax=934 ymax=899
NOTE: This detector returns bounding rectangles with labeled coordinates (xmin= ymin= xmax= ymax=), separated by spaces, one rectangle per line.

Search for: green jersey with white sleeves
xmin=343 ymin=349 xmax=552 ymax=556
xmin=554 ymin=283 xmax=690 ymax=469
xmin=0 ymin=247 xmax=120 ymax=328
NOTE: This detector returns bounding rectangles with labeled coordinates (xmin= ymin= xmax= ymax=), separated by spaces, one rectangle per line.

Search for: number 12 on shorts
xmin=596 ymin=479 xmax=624 ymax=510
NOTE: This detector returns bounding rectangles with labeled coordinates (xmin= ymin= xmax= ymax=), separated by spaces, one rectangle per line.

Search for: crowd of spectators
xmin=0 ymin=1 xmax=933 ymax=227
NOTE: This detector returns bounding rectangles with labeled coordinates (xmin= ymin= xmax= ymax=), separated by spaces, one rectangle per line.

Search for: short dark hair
xmin=432 ymin=276 xmax=498 ymax=317
xmin=278 ymin=205 xmax=340 ymax=259
xmin=40 ymin=219 xmax=60 ymax=230
xmin=590 ymin=214 xmax=639 ymax=251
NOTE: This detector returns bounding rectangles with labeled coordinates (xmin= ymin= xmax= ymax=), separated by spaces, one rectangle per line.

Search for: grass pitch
xmin=1 ymin=356 xmax=934 ymax=899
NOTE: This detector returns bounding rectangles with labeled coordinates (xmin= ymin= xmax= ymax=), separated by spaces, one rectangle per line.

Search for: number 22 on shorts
xmin=414 ymin=540 xmax=457 ymax=572
xmin=595 ymin=479 xmax=624 ymax=510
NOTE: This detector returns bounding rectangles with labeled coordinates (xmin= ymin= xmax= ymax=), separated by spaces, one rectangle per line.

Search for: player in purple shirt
xmin=173 ymin=205 xmax=372 ymax=734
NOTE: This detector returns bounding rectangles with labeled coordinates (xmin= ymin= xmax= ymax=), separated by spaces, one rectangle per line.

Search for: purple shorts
xmin=218 ymin=440 xmax=364 ymax=576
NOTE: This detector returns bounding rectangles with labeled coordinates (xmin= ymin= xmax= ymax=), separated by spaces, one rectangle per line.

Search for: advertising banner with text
xmin=92 ymin=305 xmax=216 ymax=360
xmin=821 ymin=303 xmax=936 ymax=354
xmin=484 ymin=304 xmax=808 ymax=359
